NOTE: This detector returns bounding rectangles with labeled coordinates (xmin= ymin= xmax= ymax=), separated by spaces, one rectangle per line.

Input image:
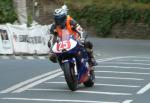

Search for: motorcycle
xmin=52 ymin=29 xmax=95 ymax=91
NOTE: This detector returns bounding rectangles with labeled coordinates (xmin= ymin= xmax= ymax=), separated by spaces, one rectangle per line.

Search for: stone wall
xmin=111 ymin=22 xmax=150 ymax=39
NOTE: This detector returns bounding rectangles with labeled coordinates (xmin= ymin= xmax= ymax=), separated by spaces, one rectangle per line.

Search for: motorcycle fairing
xmin=52 ymin=38 xmax=77 ymax=53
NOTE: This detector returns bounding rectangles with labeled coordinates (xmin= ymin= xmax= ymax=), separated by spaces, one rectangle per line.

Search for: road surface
xmin=0 ymin=37 xmax=150 ymax=103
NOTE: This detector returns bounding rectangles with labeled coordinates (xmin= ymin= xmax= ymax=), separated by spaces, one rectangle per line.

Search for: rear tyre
xmin=62 ymin=62 xmax=78 ymax=91
xmin=84 ymin=70 xmax=95 ymax=87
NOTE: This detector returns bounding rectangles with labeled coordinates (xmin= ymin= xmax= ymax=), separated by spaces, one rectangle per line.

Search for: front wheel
xmin=84 ymin=69 xmax=95 ymax=87
xmin=62 ymin=62 xmax=78 ymax=91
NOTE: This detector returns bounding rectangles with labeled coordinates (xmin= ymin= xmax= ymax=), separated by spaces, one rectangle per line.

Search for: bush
xmin=136 ymin=0 xmax=150 ymax=3
xmin=0 ymin=0 xmax=17 ymax=23
xmin=67 ymin=0 xmax=150 ymax=37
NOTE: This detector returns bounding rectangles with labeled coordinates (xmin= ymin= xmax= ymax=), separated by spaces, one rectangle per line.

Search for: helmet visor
xmin=54 ymin=15 xmax=66 ymax=25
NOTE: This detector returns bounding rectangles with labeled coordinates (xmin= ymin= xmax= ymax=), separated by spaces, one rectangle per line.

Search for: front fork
xmin=61 ymin=58 xmax=78 ymax=76
xmin=73 ymin=58 xmax=78 ymax=75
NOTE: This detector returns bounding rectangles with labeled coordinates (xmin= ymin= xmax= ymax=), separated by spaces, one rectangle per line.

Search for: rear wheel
xmin=62 ymin=62 xmax=78 ymax=91
xmin=84 ymin=69 xmax=95 ymax=87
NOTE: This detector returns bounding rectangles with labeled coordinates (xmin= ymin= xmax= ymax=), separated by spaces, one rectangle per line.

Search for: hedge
xmin=66 ymin=0 xmax=150 ymax=37
xmin=0 ymin=0 xmax=17 ymax=23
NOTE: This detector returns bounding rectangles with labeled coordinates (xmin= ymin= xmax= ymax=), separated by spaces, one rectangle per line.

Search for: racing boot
xmin=87 ymin=49 xmax=98 ymax=66
xmin=89 ymin=57 xmax=98 ymax=66
xmin=84 ymin=41 xmax=97 ymax=66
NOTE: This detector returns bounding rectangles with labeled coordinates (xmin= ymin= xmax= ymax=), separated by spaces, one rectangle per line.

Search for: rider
xmin=48 ymin=5 xmax=97 ymax=66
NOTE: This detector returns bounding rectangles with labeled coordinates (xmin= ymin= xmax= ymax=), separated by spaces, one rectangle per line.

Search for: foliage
xmin=66 ymin=0 xmax=150 ymax=37
xmin=0 ymin=0 xmax=17 ymax=24
xmin=27 ymin=14 xmax=33 ymax=27
xmin=136 ymin=0 xmax=150 ymax=3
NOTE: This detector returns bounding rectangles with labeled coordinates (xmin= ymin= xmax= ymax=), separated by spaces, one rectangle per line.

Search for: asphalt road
xmin=0 ymin=37 xmax=150 ymax=103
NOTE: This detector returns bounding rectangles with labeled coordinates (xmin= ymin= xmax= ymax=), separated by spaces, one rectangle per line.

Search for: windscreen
xmin=61 ymin=29 xmax=70 ymax=41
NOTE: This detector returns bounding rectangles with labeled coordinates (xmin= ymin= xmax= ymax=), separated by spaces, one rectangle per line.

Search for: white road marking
xmin=114 ymin=59 xmax=150 ymax=62
xmin=26 ymin=56 xmax=34 ymax=60
xmin=1 ymin=56 xmax=10 ymax=59
xmin=137 ymin=82 xmax=150 ymax=94
xmin=1 ymin=97 xmax=119 ymax=103
xmin=95 ymin=84 xmax=140 ymax=88
xmin=128 ymin=60 xmax=150 ymax=62
xmin=130 ymin=57 xmax=150 ymax=60
xmin=122 ymin=100 xmax=133 ymax=103
xmin=38 ymin=56 xmax=47 ymax=59
xmin=97 ymin=56 xmax=150 ymax=63
xmin=102 ymin=62 xmax=150 ymax=66
xmin=0 ymin=69 xmax=61 ymax=93
xmin=95 ymin=66 xmax=150 ymax=70
xmin=95 ymin=76 xmax=144 ymax=81
xmin=28 ymin=88 xmax=132 ymax=96
xmin=97 ymin=56 xmax=137 ymax=63
xmin=60 ymin=75 xmax=144 ymax=81
xmin=132 ymin=60 xmax=150 ymax=63
xmin=95 ymin=70 xmax=150 ymax=75
xmin=12 ymin=71 xmax=63 ymax=93
xmin=14 ymin=56 xmax=22 ymax=60
xmin=45 ymin=81 xmax=66 ymax=84
xmin=45 ymin=82 xmax=140 ymax=88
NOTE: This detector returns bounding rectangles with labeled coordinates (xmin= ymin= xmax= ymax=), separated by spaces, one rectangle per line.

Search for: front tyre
xmin=62 ymin=62 xmax=78 ymax=91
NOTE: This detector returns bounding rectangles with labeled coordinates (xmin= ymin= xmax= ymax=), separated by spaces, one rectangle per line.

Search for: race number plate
xmin=57 ymin=41 xmax=71 ymax=51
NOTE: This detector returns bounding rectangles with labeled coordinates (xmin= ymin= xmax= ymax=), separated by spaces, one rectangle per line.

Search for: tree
xmin=13 ymin=0 xmax=27 ymax=24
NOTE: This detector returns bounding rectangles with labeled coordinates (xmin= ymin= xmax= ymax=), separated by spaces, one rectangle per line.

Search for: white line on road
xmin=125 ymin=60 xmax=150 ymax=62
xmin=97 ymin=56 xmax=150 ymax=63
xmin=133 ymin=60 xmax=150 ymax=62
xmin=95 ymin=76 xmax=144 ymax=81
xmin=60 ymin=76 xmax=144 ymax=81
xmin=97 ymin=56 xmax=137 ymax=63
xmin=95 ymin=83 xmax=140 ymax=88
xmin=13 ymin=56 xmax=22 ymax=60
xmin=45 ymin=82 xmax=140 ymax=88
xmin=28 ymin=88 xmax=132 ymax=96
xmin=26 ymin=56 xmax=34 ymax=60
xmin=45 ymin=81 xmax=66 ymax=84
xmin=102 ymin=62 xmax=150 ymax=66
xmin=95 ymin=70 xmax=150 ymax=75
xmin=95 ymin=66 xmax=150 ymax=70
xmin=38 ymin=56 xmax=47 ymax=59
xmin=130 ymin=57 xmax=150 ymax=60
xmin=12 ymin=71 xmax=63 ymax=93
xmin=113 ymin=59 xmax=150 ymax=62
xmin=0 ymin=69 xmax=61 ymax=93
xmin=137 ymin=82 xmax=150 ymax=94
xmin=122 ymin=100 xmax=133 ymax=103
xmin=1 ymin=97 xmax=119 ymax=103
xmin=0 ymin=56 xmax=10 ymax=59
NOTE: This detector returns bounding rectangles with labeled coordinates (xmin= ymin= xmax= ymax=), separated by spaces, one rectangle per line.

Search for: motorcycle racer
xmin=48 ymin=5 xmax=97 ymax=66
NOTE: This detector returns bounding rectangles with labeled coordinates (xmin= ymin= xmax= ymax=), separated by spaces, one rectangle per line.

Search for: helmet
xmin=54 ymin=8 xmax=67 ymax=26
xmin=54 ymin=5 xmax=68 ymax=28
xmin=62 ymin=5 xmax=68 ymax=12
